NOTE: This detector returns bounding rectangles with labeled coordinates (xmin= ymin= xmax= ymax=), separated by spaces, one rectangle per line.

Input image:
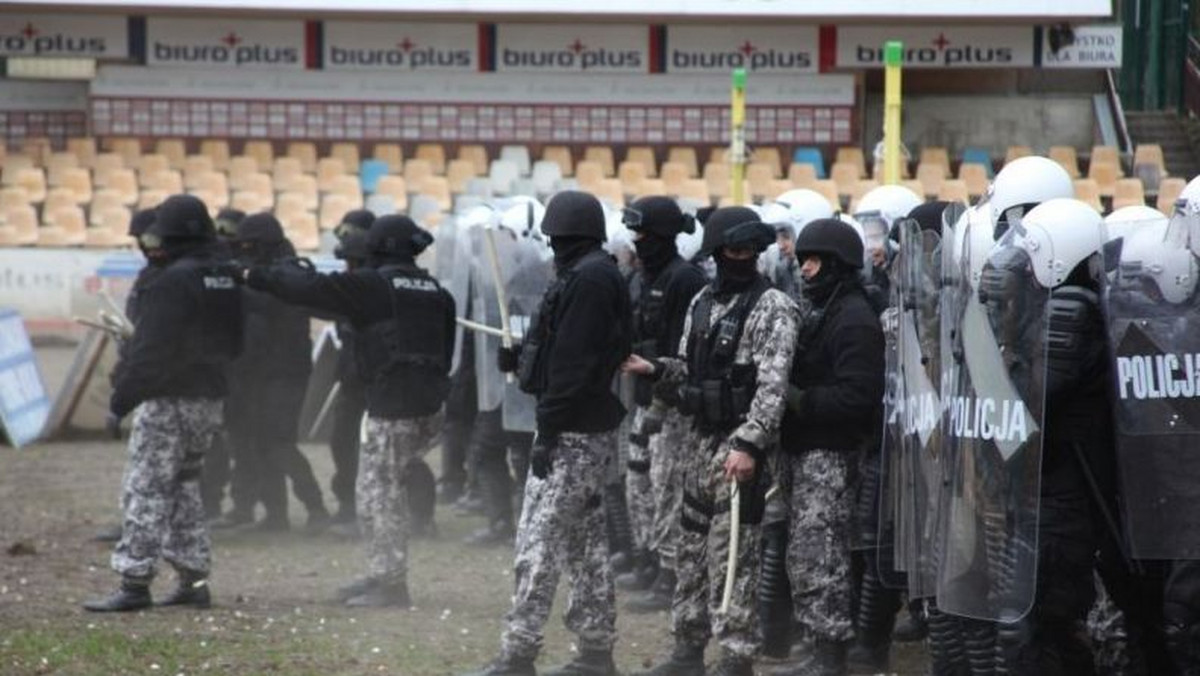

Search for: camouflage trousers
xmin=501 ymin=431 xmax=617 ymax=661
xmin=786 ymin=448 xmax=855 ymax=643
xmin=649 ymin=410 xmax=687 ymax=570
xmin=626 ymin=408 xmax=655 ymax=551
xmin=674 ymin=430 xmax=761 ymax=659
xmin=357 ymin=413 xmax=441 ymax=585
xmin=113 ymin=397 xmax=223 ymax=580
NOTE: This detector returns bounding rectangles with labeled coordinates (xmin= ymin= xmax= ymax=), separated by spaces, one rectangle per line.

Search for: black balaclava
xmin=634 ymin=233 xmax=677 ymax=276
xmin=801 ymin=254 xmax=855 ymax=305
xmin=713 ymin=250 xmax=759 ymax=297
xmin=551 ymin=235 xmax=601 ymax=272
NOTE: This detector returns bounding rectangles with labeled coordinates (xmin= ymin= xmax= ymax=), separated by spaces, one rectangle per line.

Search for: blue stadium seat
xmin=961 ymin=148 xmax=994 ymax=178
xmin=360 ymin=159 xmax=391 ymax=194
xmin=792 ymin=147 xmax=826 ymax=179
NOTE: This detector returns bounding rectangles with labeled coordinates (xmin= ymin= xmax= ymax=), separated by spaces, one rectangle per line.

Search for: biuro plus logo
xmin=329 ymin=36 xmax=471 ymax=70
xmin=856 ymin=32 xmax=1014 ymax=66
xmin=0 ymin=21 xmax=107 ymax=55
xmin=672 ymin=40 xmax=811 ymax=71
xmin=501 ymin=37 xmax=641 ymax=70
xmin=153 ymin=31 xmax=299 ymax=66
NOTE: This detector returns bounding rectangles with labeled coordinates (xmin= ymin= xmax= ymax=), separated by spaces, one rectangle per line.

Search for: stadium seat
xmin=618 ymin=161 xmax=648 ymax=195
xmin=89 ymin=190 xmax=124 ymax=225
xmin=230 ymin=190 xmax=268 ymax=214
xmin=919 ymin=147 xmax=951 ymax=179
xmin=317 ymin=158 xmax=349 ymax=192
xmin=1133 ymin=144 xmax=1167 ymax=177
xmin=365 ymin=194 xmax=398 ymax=216
xmin=747 ymin=162 xmax=775 ymax=200
xmin=591 ymin=178 xmax=625 ymax=208
xmin=1005 ymin=145 xmax=1032 ymax=165
xmin=451 ymin=144 xmax=484 ymax=177
xmin=402 ymin=159 xmax=434 ymax=189
xmin=189 ymin=172 xmax=230 ymax=210
xmin=284 ymin=211 xmax=320 ymax=252
xmin=373 ymin=175 xmax=409 ymax=212
xmin=108 ymin=138 xmax=143 ymax=167
xmin=228 ymin=156 xmax=259 ymax=191
xmin=677 ymin=179 xmax=710 ymax=206
xmin=1112 ymin=178 xmax=1146 ymax=210
xmin=21 ymin=137 xmax=51 ymax=167
xmin=530 ymin=160 xmax=563 ymax=198
xmin=43 ymin=188 xmax=77 ymax=219
xmin=416 ymin=143 xmax=447 ymax=175
xmin=138 ymin=189 xmax=169 ymax=210
xmin=660 ymin=161 xmax=690 ymax=195
xmin=242 ymin=173 xmax=273 ymax=203
xmin=704 ymin=162 xmax=731 ymax=200
xmin=1091 ymin=145 xmax=1123 ymax=176
xmin=200 ymin=139 xmax=231 ymax=171
xmin=499 ymin=145 xmax=532 ymax=177
xmin=792 ymin=147 xmax=826 ymax=179
xmin=667 ymin=147 xmax=699 ymax=178
xmin=584 ymin=146 xmax=616 ymax=177
xmin=1074 ymin=179 xmax=1103 ymax=212
xmin=330 ymin=142 xmax=361 ymax=173
xmin=849 ymin=180 xmax=879 ymax=213
xmin=91 ymin=154 xmax=125 ymax=185
xmin=831 ymin=161 xmax=860 ymax=197
xmin=916 ymin=163 xmax=945 ymax=197
xmin=1157 ymin=177 xmax=1186 ymax=214
xmin=812 ymin=180 xmax=841 ymax=211
xmin=155 ymin=139 xmax=187 ymax=170
xmin=328 ymin=175 xmax=363 ymax=209
xmin=39 ymin=205 xmax=86 ymax=246
xmin=2 ymin=155 xmax=36 ymax=185
xmin=938 ymin=179 xmax=970 ymax=205
xmin=751 ymin=147 xmax=783 ymax=179
xmin=767 ymin=179 xmax=793 ymax=201
xmin=959 ymin=163 xmax=990 ymax=198
xmin=137 ymin=155 xmax=172 ymax=186
xmin=902 ymin=179 xmax=925 ymax=199
xmin=446 ymin=159 xmax=477 ymax=194
xmin=1049 ymin=146 xmax=1081 ymax=178
xmin=45 ymin=152 xmax=79 ymax=185
xmin=372 ymin=143 xmax=404 ymax=173
xmin=489 ymin=159 xmax=520 ymax=195
xmin=183 ymin=155 xmax=215 ymax=189
xmin=835 ymin=147 xmax=868 ymax=179
xmin=626 ymin=146 xmax=658 ymax=178
xmin=275 ymin=191 xmax=312 ymax=219
xmin=634 ymin=178 xmax=666 ymax=200
xmin=961 ymin=147 xmax=994 ymax=177
xmin=66 ymin=137 xmax=97 ymax=168
xmin=543 ymin=145 xmax=574 ymax=178
xmin=418 ymin=175 xmax=452 ymax=211
xmin=0 ymin=186 xmax=29 ymax=212
xmin=85 ymin=206 xmax=134 ymax=248
xmin=272 ymin=157 xmax=304 ymax=191
xmin=360 ymin=159 xmax=391 ymax=194
xmin=574 ymin=161 xmax=605 ymax=191
xmin=58 ymin=168 xmax=92 ymax=205
xmin=286 ymin=141 xmax=318 ymax=173
xmin=15 ymin=168 xmax=46 ymax=204
xmin=1089 ymin=161 xmax=1121 ymax=198
xmin=0 ymin=204 xmax=38 ymax=245
xmin=787 ymin=162 xmax=819 ymax=188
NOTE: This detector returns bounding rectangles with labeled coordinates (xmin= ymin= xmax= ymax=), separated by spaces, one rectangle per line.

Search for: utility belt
xmin=679 ymin=473 xmax=767 ymax=534
xmin=679 ymin=364 xmax=756 ymax=432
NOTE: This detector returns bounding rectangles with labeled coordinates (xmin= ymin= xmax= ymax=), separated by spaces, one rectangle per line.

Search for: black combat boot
xmin=336 ymin=575 xmax=378 ymax=603
xmin=157 ymin=569 xmax=211 ymax=608
xmin=637 ymin=642 xmax=705 ymax=675
xmin=542 ymin=648 xmax=617 ymax=676
xmin=892 ymin=601 xmax=928 ymax=642
xmin=305 ymin=505 xmax=332 ymax=535
xmin=706 ymin=654 xmax=753 ymax=676
xmin=616 ymin=550 xmax=658 ymax=592
xmin=808 ymin=640 xmax=848 ymax=676
xmin=460 ymin=655 xmax=537 ymax=676
xmin=92 ymin=523 xmax=123 ymax=543
xmin=82 ymin=576 xmax=152 ymax=612
xmin=625 ymin=568 xmax=676 ymax=614
xmin=345 ymin=579 xmax=411 ymax=608
xmin=845 ymin=633 xmax=888 ymax=672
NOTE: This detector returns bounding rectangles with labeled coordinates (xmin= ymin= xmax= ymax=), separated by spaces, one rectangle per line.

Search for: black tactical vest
xmin=356 ymin=265 xmax=451 ymax=418
xmin=178 ymin=257 xmax=243 ymax=365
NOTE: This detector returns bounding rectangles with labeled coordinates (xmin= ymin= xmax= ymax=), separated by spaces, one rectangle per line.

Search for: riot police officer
xmin=620 ymin=195 xmax=707 ymax=612
xmin=779 ymin=218 xmax=885 ymax=674
xmin=85 ymin=194 xmax=243 ymax=612
xmin=246 ymin=214 xmax=455 ymax=608
xmin=467 ymin=190 xmax=632 ymax=676
xmin=626 ymin=206 xmax=800 ymax=676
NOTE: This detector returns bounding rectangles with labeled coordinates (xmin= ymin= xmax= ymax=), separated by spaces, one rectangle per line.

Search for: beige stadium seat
xmin=107 ymin=137 xmax=143 ymax=164
xmin=1091 ymin=145 xmax=1123 ymax=176
xmin=183 ymin=155 xmax=214 ymax=189
xmin=39 ymin=205 xmax=86 ymax=246
xmin=626 ymin=146 xmax=658 ymax=178
xmin=243 ymin=140 xmax=274 ymax=170
xmin=155 ymin=139 xmax=187 ymax=170
xmin=86 ymin=206 xmax=135 ymax=248
xmin=1133 ymin=144 xmax=1168 ymax=179
xmin=287 ymin=141 xmax=318 ymax=173
xmin=418 ymin=175 xmax=452 ymax=211
xmin=2 ymin=155 xmax=35 ymax=185
xmin=766 ymin=179 xmax=793 ymax=201
xmin=243 ymin=173 xmax=274 ymax=204
xmin=317 ymin=157 xmax=348 ymax=192
xmin=67 ymin=137 xmax=98 ymax=168
xmin=187 ymin=189 xmax=223 ymax=215
xmin=319 ymin=193 xmax=355 ymax=230
xmin=45 ymin=152 xmax=79 ymax=185
xmin=138 ymin=189 xmax=169 ymax=210
xmin=445 ymin=159 xmax=476 ymax=194
xmin=0 ymin=204 xmax=38 ymax=245
xmin=591 ymin=178 xmax=625 ymax=208
xmin=709 ymin=147 xmax=731 ymax=165
xmin=43 ymin=188 xmax=77 ymax=219
xmin=959 ymin=163 xmax=991 ymax=198
xmin=788 ymin=162 xmax=818 ymax=188
xmin=812 ymin=180 xmax=841 ymax=211
xmin=58 ymin=168 xmax=92 ymax=205
xmin=1049 ymin=145 xmax=1081 ymax=179
xmin=667 ymin=146 xmax=699 ymax=178
xmin=1089 ymin=161 xmax=1121 ymax=198
xmin=1112 ymin=178 xmax=1146 ymax=210
xmin=850 ymin=180 xmax=880 ymax=210
xmin=634 ymin=178 xmax=666 ymax=200
xmin=275 ymin=191 xmax=312 ymax=218
xmin=144 ymin=169 xmax=183 ymax=195
xmin=373 ymin=175 xmax=409 ymax=212
xmin=938 ymin=179 xmax=970 ymax=205
xmin=542 ymin=145 xmax=574 ymax=178
xmin=0 ymin=186 xmax=29 ymax=212
xmin=919 ymin=147 xmax=952 ymax=179
xmin=191 ymin=172 xmax=229 ymax=209
xmin=1005 ymin=145 xmax=1033 ymax=165
xmin=21 ymin=137 xmax=52 ymax=166
xmin=618 ymin=161 xmax=648 ymax=195
xmin=677 ymin=179 xmax=711 ymax=206
xmin=228 ymin=156 xmax=259 ymax=191
xmin=200 ymin=139 xmax=231 ymax=171
xmin=574 ymin=161 xmax=605 ymax=191
xmin=272 ymin=157 xmax=304 ymax=191
xmin=660 ymin=161 xmax=690 ymax=195
xmin=704 ymin=162 xmax=731 ymax=200
xmin=415 ymin=143 xmax=447 ymax=175
xmin=372 ymin=143 xmax=404 ymax=172
xmin=287 ymin=174 xmax=319 ymax=210
xmin=835 ymin=147 xmax=868 ymax=179
xmin=916 ymin=163 xmax=946 ymax=198
xmin=901 ymin=179 xmax=925 ymax=199
xmin=1074 ymin=179 xmax=1103 ymax=212
xmin=15 ymin=168 xmax=46 ymax=203
xmin=284 ymin=211 xmax=320 ymax=252
xmin=446 ymin=151 xmax=480 ymax=181
xmin=584 ymin=146 xmax=616 ymax=177
xmin=230 ymin=190 xmax=271 ymax=214
xmin=751 ymin=147 xmax=783 ymax=179
xmin=89 ymin=189 xmax=125 ymax=225
xmin=747 ymin=162 xmax=775 ymax=200
xmin=831 ymin=161 xmax=860 ymax=197
xmin=330 ymin=142 xmax=361 ymax=173
xmin=402 ymin=159 xmax=434 ymax=188
xmin=329 ymin=175 xmax=364 ymax=209
xmin=1157 ymin=177 xmax=1187 ymax=214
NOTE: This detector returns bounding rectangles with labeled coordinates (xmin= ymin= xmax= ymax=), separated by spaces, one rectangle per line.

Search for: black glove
xmin=497 ymin=344 xmax=520 ymax=374
xmin=105 ymin=412 xmax=123 ymax=440
xmin=530 ymin=432 xmax=557 ymax=480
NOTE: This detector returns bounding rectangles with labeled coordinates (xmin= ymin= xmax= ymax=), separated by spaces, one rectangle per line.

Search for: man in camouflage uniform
xmin=779 ymin=219 xmax=885 ymax=675
xmin=626 ymin=206 xmax=799 ymax=676
xmin=85 ymin=195 xmax=243 ymax=612
xmin=246 ymin=215 xmax=455 ymax=607
xmin=467 ymin=191 xmax=632 ymax=676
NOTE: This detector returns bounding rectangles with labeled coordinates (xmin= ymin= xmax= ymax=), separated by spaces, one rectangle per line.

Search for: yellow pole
xmin=730 ymin=68 xmax=747 ymax=205
xmin=883 ymin=40 xmax=903 ymax=186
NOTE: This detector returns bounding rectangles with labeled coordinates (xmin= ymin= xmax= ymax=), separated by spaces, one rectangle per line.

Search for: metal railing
xmin=1185 ymin=35 xmax=1200 ymax=117
xmin=1105 ymin=69 xmax=1134 ymax=154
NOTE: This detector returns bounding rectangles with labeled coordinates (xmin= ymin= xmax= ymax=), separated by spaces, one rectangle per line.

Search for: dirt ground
xmin=0 ymin=343 xmax=929 ymax=675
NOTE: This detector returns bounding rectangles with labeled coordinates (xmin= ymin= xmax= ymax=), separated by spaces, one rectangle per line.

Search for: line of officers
xmin=78 ymin=153 xmax=1200 ymax=676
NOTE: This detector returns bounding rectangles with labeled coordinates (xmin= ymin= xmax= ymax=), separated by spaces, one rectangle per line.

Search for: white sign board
xmin=1041 ymin=24 xmax=1122 ymax=68
xmin=146 ymin=17 xmax=305 ymax=70
xmin=837 ymin=25 xmax=1036 ymax=68
xmin=0 ymin=13 xmax=127 ymax=58
xmin=0 ymin=308 xmax=49 ymax=448
xmin=495 ymin=23 xmax=648 ymax=73
xmin=323 ymin=21 xmax=477 ymax=72
xmin=665 ymin=25 xmax=818 ymax=74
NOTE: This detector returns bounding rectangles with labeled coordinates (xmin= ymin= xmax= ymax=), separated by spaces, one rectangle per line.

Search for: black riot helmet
xmin=151 ymin=194 xmax=216 ymax=242
xmin=214 ymin=208 xmax=246 ymax=241
xmin=540 ymin=190 xmax=606 ymax=241
xmin=128 ymin=208 xmax=158 ymax=238
xmin=337 ymin=209 xmax=376 ymax=237
xmin=236 ymin=212 xmax=286 ymax=244
xmin=794 ymin=218 xmax=864 ymax=269
xmin=699 ymin=206 xmax=774 ymax=257
xmin=366 ymin=214 xmax=433 ymax=260
xmin=623 ymin=196 xmax=695 ymax=238
xmin=335 ymin=229 xmax=370 ymax=264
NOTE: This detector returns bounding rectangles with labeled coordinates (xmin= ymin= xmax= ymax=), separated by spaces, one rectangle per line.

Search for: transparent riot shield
xmin=937 ymin=210 xmax=1047 ymax=622
xmin=471 ymin=224 xmax=521 ymax=413
xmin=433 ymin=215 xmax=474 ymax=377
xmin=502 ymin=237 xmax=554 ymax=432
xmin=1105 ymin=219 xmax=1200 ymax=559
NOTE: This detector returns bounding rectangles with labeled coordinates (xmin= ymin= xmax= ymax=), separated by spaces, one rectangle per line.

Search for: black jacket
xmin=110 ymin=248 xmax=242 ymax=417
xmin=246 ymin=260 xmax=455 ymax=419
xmin=631 ymin=255 xmax=708 ymax=359
xmin=782 ymin=282 xmax=885 ymax=453
xmin=536 ymin=249 xmax=632 ymax=435
xmin=232 ymin=287 xmax=312 ymax=383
